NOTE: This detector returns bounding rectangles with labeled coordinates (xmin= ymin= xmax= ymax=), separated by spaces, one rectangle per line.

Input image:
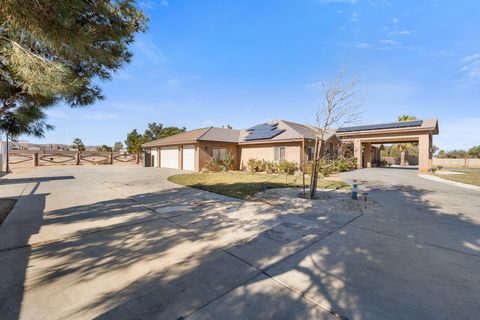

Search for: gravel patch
xmin=0 ymin=198 xmax=16 ymax=225
xmin=251 ymin=188 xmax=382 ymax=217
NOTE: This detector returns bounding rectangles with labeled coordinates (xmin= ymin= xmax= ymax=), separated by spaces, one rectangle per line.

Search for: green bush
xmin=336 ymin=157 xmax=357 ymax=172
xmin=223 ymin=154 xmax=234 ymax=171
xmin=305 ymin=157 xmax=356 ymax=176
xmin=264 ymin=161 xmax=278 ymax=174
xmin=247 ymin=158 xmax=261 ymax=173
xmin=202 ymin=159 xmax=223 ymax=173
xmin=277 ymin=160 xmax=298 ymax=175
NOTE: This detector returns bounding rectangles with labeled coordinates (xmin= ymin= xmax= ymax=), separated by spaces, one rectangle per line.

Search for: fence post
xmin=136 ymin=152 xmax=140 ymax=164
xmin=109 ymin=152 xmax=113 ymax=165
xmin=33 ymin=153 xmax=39 ymax=167
xmin=76 ymin=152 xmax=80 ymax=165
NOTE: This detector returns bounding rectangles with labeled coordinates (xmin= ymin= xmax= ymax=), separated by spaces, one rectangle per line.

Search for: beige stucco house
xmin=142 ymin=118 xmax=439 ymax=173
xmin=142 ymin=120 xmax=340 ymax=172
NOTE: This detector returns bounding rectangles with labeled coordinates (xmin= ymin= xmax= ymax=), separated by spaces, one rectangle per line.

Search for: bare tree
xmin=309 ymin=70 xmax=362 ymax=198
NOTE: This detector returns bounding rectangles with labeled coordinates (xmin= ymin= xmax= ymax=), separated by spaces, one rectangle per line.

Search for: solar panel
xmin=337 ymin=120 xmax=423 ymax=133
xmin=245 ymin=122 xmax=286 ymax=141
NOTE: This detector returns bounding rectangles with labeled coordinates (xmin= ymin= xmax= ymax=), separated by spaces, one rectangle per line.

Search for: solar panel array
xmin=337 ymin=120 xmax=423 ymax=133
xmin=245 ymin=122 xmax=286 ymax=141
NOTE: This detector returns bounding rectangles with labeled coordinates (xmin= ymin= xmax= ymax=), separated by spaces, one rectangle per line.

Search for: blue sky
xmin=25 ymin=0 xmax=480 ymax=150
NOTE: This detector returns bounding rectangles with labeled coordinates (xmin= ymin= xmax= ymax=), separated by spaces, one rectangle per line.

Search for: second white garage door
xmin=160 ymin=147 xmax=179 ymax=169
xmin=182 ymin=145 xmax=195 ymax=171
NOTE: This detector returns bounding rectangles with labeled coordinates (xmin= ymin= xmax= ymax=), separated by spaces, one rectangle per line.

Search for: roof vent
xmin=222 ymin=125 xmax=232 ymax=129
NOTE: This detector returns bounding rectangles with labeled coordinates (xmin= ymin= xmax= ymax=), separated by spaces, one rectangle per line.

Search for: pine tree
xmin=0 ymin=0 xmax=147 ymax=137
xmin=125 ymin=129 xmax=147 ymax=153
xmin=113 ymin=141 xmax=124 ymax=152
xmin=71 ymin=138 xmax=85 ymax=151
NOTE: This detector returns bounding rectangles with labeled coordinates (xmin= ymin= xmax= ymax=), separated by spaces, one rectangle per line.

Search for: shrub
xmin=202 ymin=159 xmax=223 ymax=173
xmin=277 ymin=160 xmax=298 ymax=175
xmin=247 ymin=158 xmax=261 ymax=173
xmin=305 ymin=157 xmax=356 ymax=176
xmin=223 ymin=154 xmax=234 ymax=171
xmin=264 ymin=161 xmax=278 ymax=174
xmin=430 ymin=166 xmax=438 ymax=173
xmin=437 ymin=165 xmax=443 ymax=171
xmin=336 ymin=157 xmax=357 ymax=172
xmin=257 ymin=159 xmax=267 ymax=172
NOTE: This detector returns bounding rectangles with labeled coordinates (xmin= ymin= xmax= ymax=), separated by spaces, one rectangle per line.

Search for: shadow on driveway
xmin=0 ymin=179 xmax=479 ymax=319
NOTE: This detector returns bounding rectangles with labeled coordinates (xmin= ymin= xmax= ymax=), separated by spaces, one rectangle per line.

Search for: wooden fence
xmin=8 ymin=151 xmax=141 ymax=168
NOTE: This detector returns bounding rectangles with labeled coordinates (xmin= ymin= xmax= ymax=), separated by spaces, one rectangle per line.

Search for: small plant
xmin=264 ymin=161 xmax=278 ymax=174
xmin=277 ymin=160 xmax=298 ymax=175
xmin=257 ymin=159 xmax=267 ymax=172
xmin=202 ymin=159 xmax=223 ymax=173
xmin=437 ymin=165 xmax=443 ymax=171
xmin=247 ymin=158 xmax=261 ymax=173
xmin=379 ymin=159 xmax=389 ymax=167
xmin=430 ymin=166 xmax=438 ymax=173
xmin=223 ymin=154 xmax=234 ymax=171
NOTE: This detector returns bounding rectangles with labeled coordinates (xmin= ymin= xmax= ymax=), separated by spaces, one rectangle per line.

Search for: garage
xmin=150 ymin=148 xmax=158 ymax=167
xmin=160 ymin=147 xmax=179 ymax=169
xmin=182 ymin=145 xmax=195 ymax=171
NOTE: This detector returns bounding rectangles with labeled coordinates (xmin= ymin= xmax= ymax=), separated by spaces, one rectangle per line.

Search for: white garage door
xmin=160 ymin=147 xmax=179 ymax=169
xmin=182 ymin=145 xmax=195 ymax=171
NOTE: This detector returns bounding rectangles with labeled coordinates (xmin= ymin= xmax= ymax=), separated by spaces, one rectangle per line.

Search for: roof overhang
xmin=142 ymin=140 xmax=199 ymax=148
xmin=238 ymin=138 xmax=305 ymax=145
xmin=336 ymin=119 xmax=439 ymax=139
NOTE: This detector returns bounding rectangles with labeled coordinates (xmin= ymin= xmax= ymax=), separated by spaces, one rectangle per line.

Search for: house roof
xmin=141 ymin=127 xmax=241 ymax=147
xmin=142 ymin=120 xmax=343 ymax=148
xmin=198 ymin=127 xmax=241 ymax=143
xmin=336 ymin=119 xmax=439 ymax=136
xmin=238 ymin=120 xmax=337 ymax=144
xmin=142 ymin=127 xmax=211 ymax=147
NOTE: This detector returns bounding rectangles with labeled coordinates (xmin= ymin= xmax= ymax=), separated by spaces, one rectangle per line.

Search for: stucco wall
xmin=433 ymin=158 xmax=480 ymax=168
xmin=239 ymin=142 xmax=302 ymax=170
xmin=197 ymin=142 xmax=239 ymax=171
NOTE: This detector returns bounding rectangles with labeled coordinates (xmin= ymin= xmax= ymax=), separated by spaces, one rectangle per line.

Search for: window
xmin=274 ymin=146 xmax=286 ymax=161
xmin=306 ymin=147 xmax=314 ymax=161
xmin=212 ymin=148 xmax=228 ymax=161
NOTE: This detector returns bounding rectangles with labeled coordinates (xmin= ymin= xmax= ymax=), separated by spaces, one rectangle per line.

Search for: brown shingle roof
xmin=142 ymin=127 xmax=211 ymax=147
xmin=142 ymin=127 xmax=241 ymax=147
xmin=198 ymin=127 xmax=240 ymax=143
xmin=142 ymin=119 xmax=343 ymax=148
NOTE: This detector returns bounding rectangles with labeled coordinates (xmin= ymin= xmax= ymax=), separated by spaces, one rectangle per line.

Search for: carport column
xmin=354 ymin=139 xmax=362 ymax=169
xmin=418 ymin=134 xmax=431 ymax=173
xmin=400 ymin=151 xmax=406 ymax=166
xmin=364 ymin=143 xmax=372 ymax=168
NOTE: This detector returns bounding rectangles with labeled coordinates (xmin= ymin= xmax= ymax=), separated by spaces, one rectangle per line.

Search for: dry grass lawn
xmin=168 ymin=171 xmax=348 ymax=199
xmin=436 ymin=168 xmax=480 ymax=187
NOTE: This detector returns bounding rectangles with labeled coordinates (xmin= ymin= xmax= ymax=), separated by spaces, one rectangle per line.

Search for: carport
xmin=337 ymin=119 xmax=439 ymax=173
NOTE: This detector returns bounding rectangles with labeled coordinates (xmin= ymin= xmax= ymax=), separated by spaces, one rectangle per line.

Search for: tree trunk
xmin=309 ymin=138 xmax=325 ymax=199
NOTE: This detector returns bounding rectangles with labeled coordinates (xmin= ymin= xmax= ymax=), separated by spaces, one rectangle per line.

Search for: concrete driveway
xmin=0 ymin=166 xmax=479 ymax=319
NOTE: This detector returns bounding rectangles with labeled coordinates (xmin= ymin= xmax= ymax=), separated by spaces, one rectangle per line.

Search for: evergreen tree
xmin=159 ymin=126 xmax=186 ymax=139
xmin=144 ymin=122 xmax=164 ymax=141
xmin=97 ymin=145 xmax=112 ymax=152
xmin=1 ymin=1 xmax=147 ymax=138
xmin=71 ymin=138 xmax=85 ymax=151
xmin=468 ymin=145 xmax=480 ymax=159
xmin=125 ymin=129 xmax=147 ymax=153
xmin=113 ymin=141 xmax=124 ymax=152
